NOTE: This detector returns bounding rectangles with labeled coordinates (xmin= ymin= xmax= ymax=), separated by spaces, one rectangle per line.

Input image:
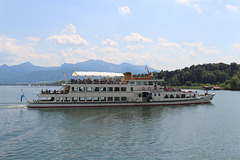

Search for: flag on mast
xmin=21 ymin=89 xmax=25 ymax=102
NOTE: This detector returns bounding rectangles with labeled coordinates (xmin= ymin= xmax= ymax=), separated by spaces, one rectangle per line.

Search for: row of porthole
xmin=56 ymin=97 xmax=128 ymax=102
xmin=164 ymin=94 xmax=195 ymax=99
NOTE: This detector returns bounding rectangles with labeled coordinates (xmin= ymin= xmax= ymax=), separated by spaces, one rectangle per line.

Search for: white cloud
xmin=231 ymin=42 xmax=240 ymax=50
xmin=156 ymin=38 xmax=219 ymax=67
xmin=100 ymin=47 xmax=120 ymax=54
xmin=101 ymin=39 xmax=118 ymax=47
xmin=60 ymin=48 xmax=98 ymax=64
xmin=61 ymin=24 xmax=76 ymax=35
xmin=226 ymin=4 xmax=238 ymax=12
xmin=47 ymin=35 xmax=89 ymax=46
xmin=176 ymin=0 xmax=201 ymax=5
xmin=26 ymin=37 xmax=40 ymax=42
xmin=0 ymin=35 xmax=60 ymax=66
xmin=126 ymin=45 xmax=144 ymax=51
xmin=176 ymin=0 xmax=203 ymax=13
xmin=183 ymin=42 xmax=219 ymax=55
xmin=47 ymin=24 xmax=89 ymax=46
xmin=0 ymin=36 xmax=35 ymax=57
xmin=220 ymin=56 xmax=240 ymax=64
xmin=101 ymin=50 xmax=152 ymax=65
xmin=158 ymin=38 xmax=182 ymax=51
xmin=119 ymin=6 xmax=131 ymax=16
xmin=193 ymin=4 xmax=202 ymax=13
xmin=124 ymin=33 xmax=152 ymax=43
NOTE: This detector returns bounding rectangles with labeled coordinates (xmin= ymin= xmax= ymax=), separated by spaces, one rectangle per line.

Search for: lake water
xmin=0 ymin=86 xmax=240 ymax=159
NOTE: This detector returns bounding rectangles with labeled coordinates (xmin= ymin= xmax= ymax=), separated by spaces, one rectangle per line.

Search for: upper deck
xmin=69 ymin=71 xmax=164 ymax=85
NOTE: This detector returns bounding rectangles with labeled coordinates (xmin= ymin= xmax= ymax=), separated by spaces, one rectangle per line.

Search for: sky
xmin=0 ymin=0 xmax=240 ymax=70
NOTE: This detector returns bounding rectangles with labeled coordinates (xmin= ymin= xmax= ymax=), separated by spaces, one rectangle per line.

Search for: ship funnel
xmin=123 ymin=72 xmax=133 ymax=80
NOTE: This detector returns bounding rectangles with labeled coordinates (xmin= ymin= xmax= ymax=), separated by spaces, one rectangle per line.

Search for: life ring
xmin=142 ymin=87 xmax=145 ymax=90
xmin=148 ymin=87 xmax=151 ymax=90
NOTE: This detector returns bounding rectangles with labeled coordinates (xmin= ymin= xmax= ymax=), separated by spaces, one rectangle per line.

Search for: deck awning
xmin=71 ymin=71 xmax=124 ymax=77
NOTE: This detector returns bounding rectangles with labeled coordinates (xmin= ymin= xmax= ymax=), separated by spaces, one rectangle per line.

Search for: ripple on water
xmin=1 ymin=90 xmax=240 ymax=159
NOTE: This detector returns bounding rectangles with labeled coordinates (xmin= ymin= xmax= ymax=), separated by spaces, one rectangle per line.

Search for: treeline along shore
xmin=135 ymin=62 xmax=240 ymax=90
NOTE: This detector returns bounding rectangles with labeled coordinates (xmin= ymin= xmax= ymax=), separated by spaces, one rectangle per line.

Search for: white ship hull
xmin=28 ymin=94 xmax=214 ymax=108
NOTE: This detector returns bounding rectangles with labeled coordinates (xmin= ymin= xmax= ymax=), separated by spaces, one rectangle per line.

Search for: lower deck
xmin=38 ymin=90 xmax=199 ymax=104
xmin=28 ymin=93 xmax=215 ymax=108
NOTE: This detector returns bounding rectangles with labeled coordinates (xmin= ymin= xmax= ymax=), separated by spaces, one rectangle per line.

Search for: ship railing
xmin=163 ymin=88 xmax=182 ymax=92
xmin=69 ymin=80 xmax=128 ymax=85
xmin=40 ymin=90 xmax=68 ymax=94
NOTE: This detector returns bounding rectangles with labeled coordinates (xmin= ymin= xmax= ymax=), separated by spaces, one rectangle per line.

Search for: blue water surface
xmin=0 ymin=86 xmax=240 ymax=159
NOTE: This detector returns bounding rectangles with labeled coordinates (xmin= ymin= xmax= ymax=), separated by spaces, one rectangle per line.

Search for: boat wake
xmin=0 ymin=103 xmax=27 ymax=109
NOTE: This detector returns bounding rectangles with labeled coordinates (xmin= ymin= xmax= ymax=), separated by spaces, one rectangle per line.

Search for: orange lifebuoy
xmin=142 ymin=87 xmax=145 ymax=90
xmin=148 ymin=87 xmax=151 ymax=90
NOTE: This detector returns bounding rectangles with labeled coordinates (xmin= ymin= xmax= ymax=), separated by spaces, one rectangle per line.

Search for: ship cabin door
xmin=142 ymin=92 xmax=150 ymax=102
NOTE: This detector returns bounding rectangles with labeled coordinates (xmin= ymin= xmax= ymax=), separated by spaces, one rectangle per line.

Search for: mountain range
xmin=0 ymin=60 xmax=159 ymax=84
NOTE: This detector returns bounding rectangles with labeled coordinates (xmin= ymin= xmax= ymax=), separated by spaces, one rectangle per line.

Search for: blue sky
xmin=0 ymin=0 xmax=240 ymax=70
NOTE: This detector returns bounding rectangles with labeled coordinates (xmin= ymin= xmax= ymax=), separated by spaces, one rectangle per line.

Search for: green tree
xmin=230 ymin=75 xmax=240 ymax=90
xmin=201 ymin=71 xmax=216 ymax=84
xmin=185 ymin=81 xmax=192 ymax=86
xmin=169 ymin=74 xmax=180 ymax=86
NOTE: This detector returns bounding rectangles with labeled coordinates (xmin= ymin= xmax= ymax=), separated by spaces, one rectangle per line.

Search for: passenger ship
xmin=27 ymin=71 xmax=215 ymax=108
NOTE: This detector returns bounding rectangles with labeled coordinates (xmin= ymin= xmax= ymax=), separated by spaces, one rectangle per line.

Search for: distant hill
xmin=0 ymin=60 xmax=158 ymax=84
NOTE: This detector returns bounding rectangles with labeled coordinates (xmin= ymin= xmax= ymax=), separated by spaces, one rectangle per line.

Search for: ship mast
xmin=145 ymin=65 xmax=151 ymax=78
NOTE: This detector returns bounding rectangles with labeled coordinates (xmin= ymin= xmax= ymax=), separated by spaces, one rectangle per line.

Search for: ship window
xmin=148 ymin=81 xmax=153 ymax=85
xmin=56 ymin=97 xmax=60 ymax=102
xmin=176 ymin=94 xmax=180 ymax=98
xmin=86 ymin=87 xmax=92 ymax=92
xmin=114 ymin=87 xmax=120 ymax=91
xmin=121 ymin=97 xmax=127 ymax=101
xmin=157 ymin=82 xmax=162 ymax=85
xmin=143 ymin=81 xmax=147 ymax=85
xmin=139 ymin=93 xmax=142 ymax=97
xmin=100 ymin=87 xmax=106 ymax=92
xmin=186 ymin=94 xmax=191 ymax=98
xmin=108 ymin=87 xmax=113 ymax=92
xmin=107 ymin=97 xmax=113 ymax=101
xmin=130 ymin=81 xmax=135 ymax=85
xmin=79 ymin=97 xmax=85 ymax=101
xmin=131 ymin=87 xmax=133 ymax=91
xmin=164 ymin=94 xmax=169 ymax=99
xmin=136 ymin=81 xmax=142 ymax=85
xmin=94 ymin=87 xmax=99 ymax=92
xmin=79 ymin=87 xmax=85 ymax=92
xmin=192 ymin=94 xmax=196 ymax=98
xmin=100 ymin=97 xmax=106 ymax=101
xmin=93 ymin=97 xmax=99 ymax=101
xmin=72 ymin=97 xmax=78 ymax=102
xmin=170 ymin=94 xmax=174 ymax=98
xmin=72 ymin=87 xmax=78 ymax=92
xmin=86 ymin=97 xmax=92 ymax=101
xmin=154 ymin=93 xmax=156 ymax=96
xmin=121 ymin=87 xmax=126 ymax=91
xmin=64 ymin=97 xmax=71 ymax=101
xmin=181 ymin=94 xmax=185 ymax=98
xmin=159 ymin=93 xmax=161 ymax=96
xmin=114 ymin=97 xmax=120 ymax=101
